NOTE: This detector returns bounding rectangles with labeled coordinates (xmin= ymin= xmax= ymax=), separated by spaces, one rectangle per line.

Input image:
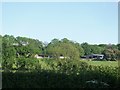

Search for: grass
xmin=38 ymin=58 xmax=119 ymax=67
xmin=81 ymin=60 xmax=119 ymax=67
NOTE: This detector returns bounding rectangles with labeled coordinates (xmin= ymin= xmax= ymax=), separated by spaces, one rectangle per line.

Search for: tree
xmin=16 ymin=36 xmax=43 ymax=57
xmin=2 ymin=35 xmax=17 ymax=69
xmin=73 ymin=42 xmax=84 ymax=57
xmin=102 ymin=48 xmax=119 ymax=61
xmin=46 ymin=38 xmax=80 ymax=60
xmin=0 ymin=35 xmax=2 ymax=65
xmin=81 ymin=42 xmax=91 ymax=55
xmin=2 ymin=46 xmax=16 ymax=69
xmin=90 ymin=45 xmax=103 ymax=54
xmin=50 ymin=38 xmax=60 ymax=45
xmin=117 ymin=44 xmax=120 ymax=50
xmin=61 ymin=38 xmax=70 ymax=43
xmin=59 ymin=42 xmax=80 ymax=60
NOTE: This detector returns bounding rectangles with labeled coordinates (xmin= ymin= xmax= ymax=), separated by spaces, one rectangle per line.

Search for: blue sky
xmin=2 ymin=2 xmax=118 ymax=44
xmin=2 ymin=0 xmax=118 ymax=2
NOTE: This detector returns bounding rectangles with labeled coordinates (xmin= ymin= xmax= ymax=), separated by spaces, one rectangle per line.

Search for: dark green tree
xmin=46 ymin=38 xmax=80 ymax=60
xmin=81 ymin=42 xmax=91 ymax=55
xmin=117 ymin=44 xmax=120 ymax=50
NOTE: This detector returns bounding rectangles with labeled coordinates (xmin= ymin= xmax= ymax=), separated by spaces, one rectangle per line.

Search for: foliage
xmin=2 ymin=60 xmax=119 ymax=88
xmin=81 ymin=42 xmax=91 ymax=55
xmin=117 ymin=44 xmax=120 ymax=50
xmin=46 ymin=39 xmax=80 ymax=60
xmin=1 ymin=35 xmax=120 ymax=88
xmin=102 ymin=48 xmax=120 ymax=61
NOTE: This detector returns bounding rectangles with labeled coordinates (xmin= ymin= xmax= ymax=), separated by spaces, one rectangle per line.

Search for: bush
xmin=2 ymin=58 xmax=119 ymax=88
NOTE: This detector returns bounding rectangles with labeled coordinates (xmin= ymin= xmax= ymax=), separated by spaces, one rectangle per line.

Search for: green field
xmin=81 ymin=60 xmax=119 ymax=67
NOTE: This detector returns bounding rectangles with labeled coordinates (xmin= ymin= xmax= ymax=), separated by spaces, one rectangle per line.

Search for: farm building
xmin=34 ymin=54 xmax=69 ymax=59
xmin=34 ymin=54 xmax=50 ymax=59
xmin=81 ymin=54 xmax=104 ymax=60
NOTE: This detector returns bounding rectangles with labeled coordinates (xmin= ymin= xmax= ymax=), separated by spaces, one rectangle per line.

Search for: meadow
xmin=82 ymin=60 xmax=119 ymax=67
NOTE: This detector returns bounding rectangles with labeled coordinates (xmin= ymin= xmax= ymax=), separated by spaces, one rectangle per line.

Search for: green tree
xmin=2 ymin=46 xmax=16 ymax=69
xmin=102 ymin=48 xmax=119 ymax=61
xmin=2 ymin=35 xmax=17 ymax=69
xmin=90 ymin=45 xmax=103 ymax=54
xmin=60 ymin=42 xmax=80 ymax=60
xmin=47 ymin=38 xmax=80 ymax=60
xmin=0 ymin=35 xmax=2 ymax=66
xmin=73 ymin=42 xmax=84 ymax=57
xmin=16 ymin=36 xmax=43 ymax=57
xmin=117 ymin=44 xmax=120 ymax=50
xmin=81 ymin=42 xmax=91 ymax=55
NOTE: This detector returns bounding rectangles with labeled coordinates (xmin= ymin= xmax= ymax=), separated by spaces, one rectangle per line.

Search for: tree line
xmin=0 ymin=35 xmax=120 ymax=69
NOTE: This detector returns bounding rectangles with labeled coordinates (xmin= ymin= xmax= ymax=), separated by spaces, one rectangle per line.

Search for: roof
xmin=90 ymin=54 xmax=104 ymax=56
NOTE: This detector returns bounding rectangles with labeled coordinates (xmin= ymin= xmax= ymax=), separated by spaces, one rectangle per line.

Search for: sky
xmin=1 ymin=2 xmax=118 ymax=44
xmin=2 ymin=0 xmax=119 ymax=2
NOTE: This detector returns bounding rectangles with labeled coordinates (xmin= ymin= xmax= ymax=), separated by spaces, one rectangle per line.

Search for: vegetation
xmin=2 ymin=59 xmax=120 ymax=88
xmin=1 ymin=35 xmax=120 ymax=88
xmin=83 ymin=60 xmax=118 ymax=67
